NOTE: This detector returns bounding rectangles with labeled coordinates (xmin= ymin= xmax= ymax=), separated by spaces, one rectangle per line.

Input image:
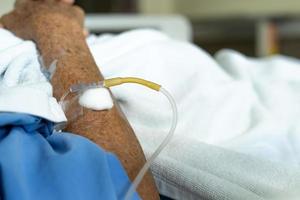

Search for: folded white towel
xmin=0 ymin=28 xmax=66 ymax=122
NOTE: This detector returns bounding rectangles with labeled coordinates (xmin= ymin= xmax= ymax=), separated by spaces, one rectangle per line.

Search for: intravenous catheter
xmin=59 ymin=77 xmax=178 ymax=200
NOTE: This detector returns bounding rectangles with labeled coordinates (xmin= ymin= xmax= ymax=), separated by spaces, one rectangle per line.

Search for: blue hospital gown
xmin=0 ymin=113 xmax=139 ymax=200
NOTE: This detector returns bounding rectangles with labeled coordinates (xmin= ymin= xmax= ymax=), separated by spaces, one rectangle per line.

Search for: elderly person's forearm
xmin=0 ymin=0 xmax=159 ymax=199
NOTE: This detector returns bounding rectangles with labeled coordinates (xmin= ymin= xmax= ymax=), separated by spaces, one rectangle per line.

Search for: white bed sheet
xmin=88 ymin=30 xmax=300 ymax=200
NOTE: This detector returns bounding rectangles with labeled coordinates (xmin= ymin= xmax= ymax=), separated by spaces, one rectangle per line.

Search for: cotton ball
xmin=79 ymin=87 xmax=114 ymax=110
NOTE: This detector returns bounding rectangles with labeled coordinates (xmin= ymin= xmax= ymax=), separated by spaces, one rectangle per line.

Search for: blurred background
xmin=2 ymin=0 xmax=300 ymax=57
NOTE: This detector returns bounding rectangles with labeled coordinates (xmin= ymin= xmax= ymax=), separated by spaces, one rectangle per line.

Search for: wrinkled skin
xmin=0 ymin=0 xmax=86 ymax=40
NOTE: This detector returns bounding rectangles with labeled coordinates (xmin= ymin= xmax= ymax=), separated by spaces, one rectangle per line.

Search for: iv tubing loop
xmin=58 ymin=77 xmax=178 ymax=200
xmin=124 ymin=87 xmax=178 ymax=200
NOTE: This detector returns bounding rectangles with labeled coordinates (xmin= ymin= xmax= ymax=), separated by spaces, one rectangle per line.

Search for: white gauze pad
xmin=79 ymin=87 xmax=114 ymax=110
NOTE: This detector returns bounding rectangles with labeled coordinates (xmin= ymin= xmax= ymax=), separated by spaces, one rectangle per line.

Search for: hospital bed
xmin=84 ymin=14 xmax=300 ymax=200
xmin=1 ymin=11 xmax=299 ymax=199
xmin=85 ymin=14 xmax=193 ymax=42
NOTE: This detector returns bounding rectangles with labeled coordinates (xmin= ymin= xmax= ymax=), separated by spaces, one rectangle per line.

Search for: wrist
xmin=33 ymin=14 xmax=83 ymax=41
xmin=33 ymin=18 xmax=86 ymax=64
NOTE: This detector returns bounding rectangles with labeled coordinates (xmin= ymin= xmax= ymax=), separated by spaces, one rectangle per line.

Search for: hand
xmin=0 ymin=0 xmax=88 ymax=40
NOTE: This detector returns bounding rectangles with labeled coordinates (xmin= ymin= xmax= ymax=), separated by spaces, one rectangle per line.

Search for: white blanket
xmin=1 ymin=28 xmax=300 ymax=199
xmin=88 ymin=30 xmax=300 ymax=199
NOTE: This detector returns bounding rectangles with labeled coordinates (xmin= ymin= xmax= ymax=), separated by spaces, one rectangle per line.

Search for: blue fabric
xmin=0 ymin=113 xmax=140 ymax=200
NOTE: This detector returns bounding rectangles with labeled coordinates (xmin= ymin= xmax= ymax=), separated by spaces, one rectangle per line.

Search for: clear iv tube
xmin=58 ymin=79 xmax=178 ymax=200
xmin=124 ymin=87 xmax=178 ymax=200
